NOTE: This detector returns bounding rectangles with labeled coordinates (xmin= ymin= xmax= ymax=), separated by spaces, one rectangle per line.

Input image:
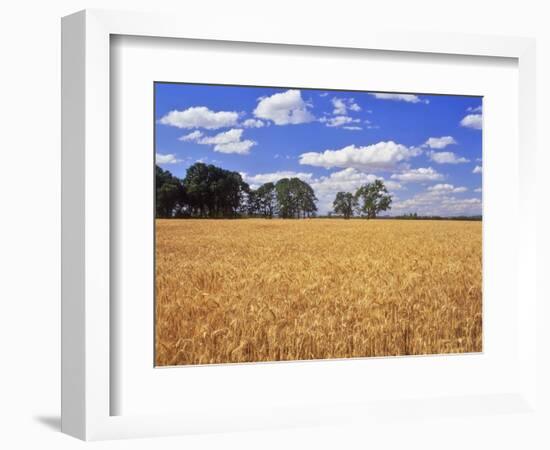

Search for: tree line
xmin=157 ymin=162 xmax=394 ymax=219
xmin=156 ymin=163 xmax=318 ymax=219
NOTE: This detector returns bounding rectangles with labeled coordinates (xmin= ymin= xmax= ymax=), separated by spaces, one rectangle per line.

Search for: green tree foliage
xmin=293 ymin=178 xmax=317 ymax=218
xmin=275 ymin=177 xmax=317 ymax=218
xmin=354 ymin=179 xmax=392 ymax=219
xmin=248 ymin=182 xmax=277 ymax=218
xmin=332 ymin=191 xmax=357 ymax=219
xmin=274 ymin=178 xmax=292 ymax=218
xmin=156 ymin=166 xmax=187 ymax=218
xmin=156 ymin=164 xmax=317 ymax=219
xmin=182 ymin=162 xmax=250 ymax=218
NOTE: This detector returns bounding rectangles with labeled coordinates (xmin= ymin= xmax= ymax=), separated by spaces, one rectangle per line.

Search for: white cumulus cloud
xmin=179 ymin=130 xmax=203 ymax=141
xmin=391 ymin=167 xmax=444 ymax=182
xmin=319 ymin=116 xmax=361 ymax=128
xmin=213 ymin=141 xmax=256 ymax=154
xmin=299 ymin=141 xmax=421 ymax=171
xmin=392 ymin=192 xmax=481 ymax=216
xmin=156 ymin=153 xmax=182 ymax=164
xmin=460 ymin=113 xmax=483 ymax=130
xmin=331 ymin=97 xmax=361 ymax=115
xmin=429 ymin=151 xmax=470 ymax=164
xmin=370 ymin=93 xmax=427 ymax=104
xmin=424 ymin=136 xmax=457 ymax=149
xmin=253 ymin=89 xmax=315 ymax=125
xmin=197 ymin=128 xmax=256 ymax=154
xmin=199 ymin=128 xmax=243 ymax=145
xmin=242 ymin=118 xmax=265 ymax=128
xmin=241 ymin=171 xmax=314 ymax=189
xmin=427 ymin=183 xmax=468 ymax=193
xmin=159 ymin=106 xmax=239 ymax=129
xmin=311 ymin=168 xmax=402 ymax=194
xmin=183 ymin=128 xmax=256 ymax=154
xmin=312 ymin=168 xmax=378 ymax=193
xmin=472 ymin=165 xmax=482 ymax=174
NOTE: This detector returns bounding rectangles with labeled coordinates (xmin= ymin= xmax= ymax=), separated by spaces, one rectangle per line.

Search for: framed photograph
xmin=61 ymin=9 xmax=538 ymax=441
xmin=153 ymin=82 xmax=484 ymax=367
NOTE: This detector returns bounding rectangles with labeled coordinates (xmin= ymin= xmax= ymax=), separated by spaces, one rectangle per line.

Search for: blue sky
xmin=155 ymin=83 xmax=483 ymax=216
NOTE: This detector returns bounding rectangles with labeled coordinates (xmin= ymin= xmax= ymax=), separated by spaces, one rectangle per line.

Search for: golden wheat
xmin=155 ymin=219 xmax=482 ymax=366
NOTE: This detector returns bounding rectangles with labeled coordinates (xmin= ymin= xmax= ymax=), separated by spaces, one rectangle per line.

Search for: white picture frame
xmin=61 ymin=9 xmax=538 ymax=441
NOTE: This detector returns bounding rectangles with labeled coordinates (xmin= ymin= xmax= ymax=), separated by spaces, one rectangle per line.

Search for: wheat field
xmin=155 ymin=219 xmax=482 ymax=366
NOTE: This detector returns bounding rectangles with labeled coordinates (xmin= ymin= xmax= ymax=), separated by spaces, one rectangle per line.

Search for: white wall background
xmin=0 ymin=1 xmax=548 ymax=448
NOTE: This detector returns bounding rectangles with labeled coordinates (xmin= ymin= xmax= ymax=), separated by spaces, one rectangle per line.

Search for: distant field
xmin=155 ymin=219 xmax=482 ymax=366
